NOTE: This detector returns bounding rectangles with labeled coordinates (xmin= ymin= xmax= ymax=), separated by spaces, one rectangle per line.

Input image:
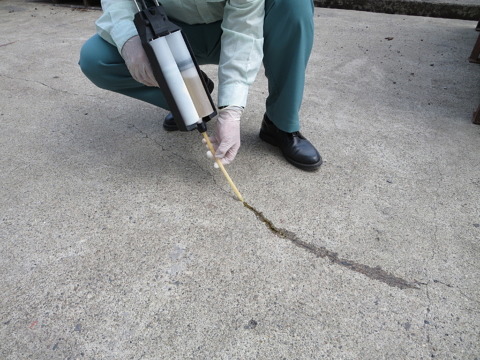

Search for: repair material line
xmin=201 ymin=132 xmax=244 ymax=202
xmin=243 ymin=201 xmax=420 ymax=290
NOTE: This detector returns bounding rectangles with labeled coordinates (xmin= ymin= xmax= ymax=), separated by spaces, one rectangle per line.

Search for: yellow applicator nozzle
xmin=201 ymin=131 xmax=244 ymax=202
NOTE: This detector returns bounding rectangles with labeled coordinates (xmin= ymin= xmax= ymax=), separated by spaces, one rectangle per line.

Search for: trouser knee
xmin=78 ymin=35 xmax=126 ymax=90
xmin=266 ymin=0 xmax=314 ymax=25
xmin=79 ymin=42 xmax=102 ymax=88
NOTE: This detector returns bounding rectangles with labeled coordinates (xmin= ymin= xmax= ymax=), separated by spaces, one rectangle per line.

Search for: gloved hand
xmin=206 ymin=106 xmax=243 ymax=165
xmin=121 ymin=36 xmax=158 ymax=87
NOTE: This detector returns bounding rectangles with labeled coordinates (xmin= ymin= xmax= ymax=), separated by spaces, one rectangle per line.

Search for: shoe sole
xmin=259 ymin=130 xmax=322 ymax=171
xmin=163 ymin=122 xmax=178 ymax=132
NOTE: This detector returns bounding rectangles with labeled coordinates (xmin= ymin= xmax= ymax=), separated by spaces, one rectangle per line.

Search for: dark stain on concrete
xmin=243 ymin=201 xmax=420 ymax=290
xmin=244 ymin=319 xmax=258 ymax=330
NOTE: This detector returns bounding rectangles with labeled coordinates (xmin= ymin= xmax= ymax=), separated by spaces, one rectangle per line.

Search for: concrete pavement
xmin=39 ymin=0 xmax=480 ymax=20
xmin=314 ymin=0 xmax=480 ymax=20
xmin=1 ymin=1 xmax=479 ymax=359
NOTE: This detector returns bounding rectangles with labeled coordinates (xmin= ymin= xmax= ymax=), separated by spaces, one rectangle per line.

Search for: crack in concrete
xmin=243 ymin=201 xmax=420 ymax=290
xmin=421 ymin=141 xmax=444 ymax=357
xmin=432 ymin=279 xmax=452 ymax=288
xmin=460 ymin=289 xmax=480 ymax=305
xmin=423 ymin=282 xmax=434 ymax=356
xmin=0 ymin=73 xmax=98 ymax=97
xmin=126 ymin=121 xmax=230 ymax=197
xmin=127 ymin=123 xmax=166 ymax=152
xmin=119 ymin=120 xmax=420 ymax=290
xmin=0 ymin=41 xmax=17 ymax=47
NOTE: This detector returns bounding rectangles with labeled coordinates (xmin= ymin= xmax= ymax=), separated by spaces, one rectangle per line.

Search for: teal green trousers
xmin=79 ymin=0 xmax=314 ymax=132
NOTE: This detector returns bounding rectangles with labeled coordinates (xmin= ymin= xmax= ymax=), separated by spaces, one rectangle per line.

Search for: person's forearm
xmin=96 ymin=0 xmax=138 ymax=54
xmin=218 ymin=0 xmax=265 ymax=108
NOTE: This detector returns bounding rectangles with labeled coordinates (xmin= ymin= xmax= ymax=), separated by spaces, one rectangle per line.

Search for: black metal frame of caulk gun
xmin=133 ymin=2 xmax=216 ymax=132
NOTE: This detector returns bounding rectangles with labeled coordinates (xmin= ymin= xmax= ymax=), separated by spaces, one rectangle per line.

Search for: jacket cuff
xmin=217 ymin=83 xmax=249 ymax=108
xmin=111 ymin=20 xmax=138 ymax=54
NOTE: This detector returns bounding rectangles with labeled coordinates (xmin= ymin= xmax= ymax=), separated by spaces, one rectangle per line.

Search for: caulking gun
xmin=132 ymin=0 xmax=244 ymax=201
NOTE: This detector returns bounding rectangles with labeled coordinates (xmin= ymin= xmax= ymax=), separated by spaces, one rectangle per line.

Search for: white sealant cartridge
xmin=149 ymin=36 xmax=200 ymax=127
xmin=166 ymin=31 xmax=215 ymax=118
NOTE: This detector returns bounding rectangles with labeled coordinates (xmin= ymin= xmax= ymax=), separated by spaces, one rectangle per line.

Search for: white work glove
xmin=121 ymin=36 xmax=158 ymax=87
xmin=206 ymin=106 xmax=243 ymax=166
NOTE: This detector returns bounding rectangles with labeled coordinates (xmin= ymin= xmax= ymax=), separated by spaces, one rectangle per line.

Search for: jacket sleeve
xmin=95 ymin=0 xmax=139 ymax=54
xmin=218 ymin=0 xmax=265 ymax=108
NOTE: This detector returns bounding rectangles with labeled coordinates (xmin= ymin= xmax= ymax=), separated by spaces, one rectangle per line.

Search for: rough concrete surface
xmin=1 ymin=1 xmax=479 ymax=359
xmin=313 ymin=0 xmax=480 ymax=21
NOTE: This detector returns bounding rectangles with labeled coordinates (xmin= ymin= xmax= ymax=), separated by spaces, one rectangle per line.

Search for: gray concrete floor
xmin=1 ymin=1 xmax=479 ymax=359
xmin=313 ymin=0 xmax=480 ymax=20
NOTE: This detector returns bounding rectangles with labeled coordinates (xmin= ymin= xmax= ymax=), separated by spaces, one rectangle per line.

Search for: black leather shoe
xmin=259 ymin=114 xmax=322 ymax=171
xmin=162 ymin=112 xmax=178 ymax=131
xmin=163 ymin=70 xmax=215 ymax=131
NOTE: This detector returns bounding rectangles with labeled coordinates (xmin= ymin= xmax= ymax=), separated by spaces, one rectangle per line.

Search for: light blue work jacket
xmin=96 ymin=0 xmax=265 ymax=107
